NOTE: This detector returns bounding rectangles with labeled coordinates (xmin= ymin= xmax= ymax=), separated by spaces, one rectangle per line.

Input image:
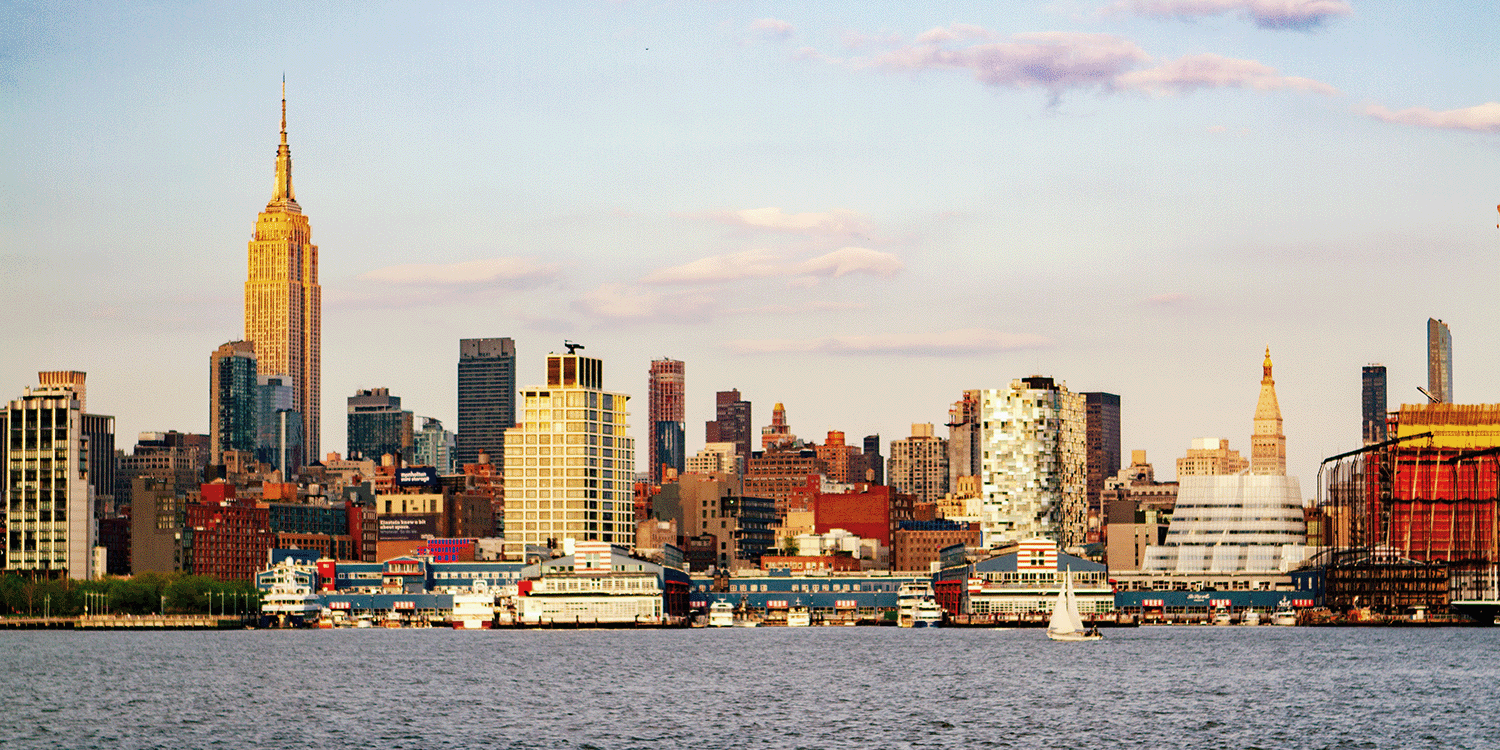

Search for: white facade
xmin=502 ymin=353 xmax=635 ymax=558
xmin=1141 ymin=474 xmax=1309 ymax=574
xmin=976 ymin=379 xmax=1086 ymax=548
xmin=4 ymin=384 xmax=95 ymax=579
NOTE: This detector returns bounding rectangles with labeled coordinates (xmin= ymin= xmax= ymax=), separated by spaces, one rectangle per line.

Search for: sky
xmin=3 ymin=1 xmax=1497 ymax=492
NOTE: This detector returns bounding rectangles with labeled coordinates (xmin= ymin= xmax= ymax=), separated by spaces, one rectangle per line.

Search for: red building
xmin=812 ymin=485 xmax=914 ymax=547
xmin=188 ymin=483 xmax=275 ymax=581
xmin=648 ymin=359 xmax=685 ymax=484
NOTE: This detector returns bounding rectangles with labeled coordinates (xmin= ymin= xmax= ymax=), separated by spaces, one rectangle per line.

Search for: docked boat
xmin=452 ymin=582 xmax=496 ymax=629
xmin=1046 ymin=570 xmax=1102 ymax=641
xmin=1211 ymin=605 xmax=1233 ymax=625
xmin=786 ymin=601 xmax=812 ymax=628
xmin=258 ymin=562 xmax=322 ymax=628
xmin=898 ymin=581 xmax=936 ymax=628
xmin=1271 ymin=599 xmax=1297 ymax=626
xmin=708 ymin=600 xmax=736 ymax=628
xmin=913 ymin=599 xmax=944 ymax=628
xmin=1241 ymin=609 xmax=1261 ymax=626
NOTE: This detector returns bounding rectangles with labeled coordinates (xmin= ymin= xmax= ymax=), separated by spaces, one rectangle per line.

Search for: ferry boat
xmin=913 ymin=599 xmax=944 ymax=628
xmin=258 ymin=561 xmax=322 ymax=629
xmin=708 ymin=600 xmax=736 ymax=627
xmin=1271 ymin=599 xmax=1297 ymax=626
xmin=451 ymin=582 xmax=496 ymax=629
xmin=786 ymin=601 xmax=812 ymax=628
xmin=898 ymin=582 xmax=937 ymax=628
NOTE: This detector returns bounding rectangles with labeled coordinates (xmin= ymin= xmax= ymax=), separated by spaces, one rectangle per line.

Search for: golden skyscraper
xmin=244 ymin=85 xmax=320 ymax=465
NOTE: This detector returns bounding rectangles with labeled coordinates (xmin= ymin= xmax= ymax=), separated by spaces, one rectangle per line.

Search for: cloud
xmin=1117 ymin=53 xmax=1339 ymax=96
xmin=730 ymin=328 xmax=1053 ymax=356
xmin=1364 ymin=102 xmax=1500 ymax=133
xmin=641 ymin=247 xmax=902 ymax=286
xmin=1105 ymin=0 xmax=1352 ymax=30
xmin=359 ymin=257 xmax=558 ymax=287
xmin=705 ymin=206 xmax=872 ymax=237
xmin=750 ymin=18 xmax=793 ymax=40
xmin=1147 ymin=292 xmax=1192 ymax=305
xmin=809 ymin=26 xmax=1334 ymax=101
xmin=868 ymin=31 xmax=1149 ymax=95
xmin=572 ymin=283 xmax=717 ymax=322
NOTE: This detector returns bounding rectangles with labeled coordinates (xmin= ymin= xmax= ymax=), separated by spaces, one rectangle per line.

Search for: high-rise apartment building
xmin=244 ymin=87 xmax=320 ymax=466
xmin=648 ymin=358 xmax=685 ymax=483
xmin=502 ymin=349 xmax=635 ymax=558
xmin=1428 ymin=318 xmax=1452 ymax=404
xmin=346 ymin=388 xmax=412 ymax=462
xmin=456 ymin=338 xmax=516 ymax=469
xmin=412 ymin=417 xmax=455 ymax=474
xmin=815 ymin=430 xmax=861 ymax=485
xmin=1362 ymin=364 xmax=1388 ymax=444
xmin=3 ymin=379 xmax=96 ymax=579
xmin=1083 ymin=392 xmax=1121 ymax=543
xmin=976 ymin=377 xmax=1087 ymax=548
xmin=889 ymin=424 xmax=949 ymax=503
xmin=862 ymin=434 xmax=883 ymax=485
xmin=686 ymin=442 xmax=743 ymax=480
xmin=38 ymin=371 xmax=115 ymax=518
xmin=1250 ymin=348 xmax=1287 ymax=476
xmin=705 ymin=389 xmax=752 ymax=465
xmin=210 ymin=341 xmax=259 ymax=466
xmin=946 ymin=390 xmax=981 ymax=490
xmin=256 ymin=375 xmax=301 ymax=475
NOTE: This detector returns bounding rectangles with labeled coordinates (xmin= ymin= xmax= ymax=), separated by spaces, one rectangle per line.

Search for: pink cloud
xmin=750 ymin=18 xmax=793 ymax=40
xmin=1364 ymin=102 xmax=1500 ymax=133
xmin=571 ymin=283 xmax=716 ymax=322
xmin=641 ymin=247 xmax=902 ymax=286
xmin=731 ymin=328 xmax=1052 ymax=356
xmin=868 ymin=31 xmax=1149 ymax=94
xmin=1105 ymin=0 xmax=1352 ymax=29
xmin=358 ymin=257 xmax=558 ymax=287
xmin=1117 ymin=53 xmax=1338 ymax=96
xmin=705 ymin=206 xmax=872 ymax=237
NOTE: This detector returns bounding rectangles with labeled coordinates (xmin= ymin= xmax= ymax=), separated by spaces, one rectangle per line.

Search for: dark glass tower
xmin=457 ymin=338 xmax=516 ymax=469
xmin=1363 ymin=364 xmax=1387 ymax=444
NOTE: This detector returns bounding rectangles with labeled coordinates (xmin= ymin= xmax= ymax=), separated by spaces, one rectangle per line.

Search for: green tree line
xmin=0 ymin=573 xmax=261 ymax=617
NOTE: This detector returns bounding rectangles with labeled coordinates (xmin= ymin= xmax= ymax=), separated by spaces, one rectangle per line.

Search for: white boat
xmin=1046 ymin=570 xmax=1102 ymax=642
xmin=1241 ymin=609 xmax=1261 ymax=626
xmin=708 ymin=600 xmax=735 ymax=628
xmin=913 ymin=599 xmax=944 ymax=628
xmin=258 ymin=559 xmax=322 ymax=628
xmin=786 ymin=602 xmax=812 ymax=627
xmin=1271 ymin=599 xmax=1297 ymax=626
xmin=451 ymin=581 xmax=496 ymax=629
xmin=897 ymin=581 xmax=935 ymax=628
xmin=1211 ymin=606 xmax=1233 ymax=625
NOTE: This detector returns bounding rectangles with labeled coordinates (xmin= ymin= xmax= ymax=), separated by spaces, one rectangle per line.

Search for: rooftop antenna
xmin=564 ymin=340 xmax=585 ymax=355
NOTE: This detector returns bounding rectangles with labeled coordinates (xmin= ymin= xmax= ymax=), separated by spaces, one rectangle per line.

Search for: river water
xmin=2 ymin=626 xmax=1495 ymax=749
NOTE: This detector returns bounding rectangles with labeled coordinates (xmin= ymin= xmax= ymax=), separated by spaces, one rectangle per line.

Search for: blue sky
xmin=3 ymin=1 xmax=1497 ymax=489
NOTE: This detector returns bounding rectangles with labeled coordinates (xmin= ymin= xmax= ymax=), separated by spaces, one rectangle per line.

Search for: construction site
xmin=1317 ymin=403 xmax=1500 ymax=622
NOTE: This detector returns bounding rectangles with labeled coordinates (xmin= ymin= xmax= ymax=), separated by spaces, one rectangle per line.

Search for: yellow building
xmin=1250 ymin=347 xmax=1287 ymax=475
xmin=502 ymin=351 xmax=635 ymax=558
xmin=1176 ymin=438 xmax=1249 ymax=476
xmin=244 ymin=85 xmax=320 ymax=465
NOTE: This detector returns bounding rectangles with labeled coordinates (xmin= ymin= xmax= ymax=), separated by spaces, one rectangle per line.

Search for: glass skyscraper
xmin=456 ymin=338 xmax=516 ymax=468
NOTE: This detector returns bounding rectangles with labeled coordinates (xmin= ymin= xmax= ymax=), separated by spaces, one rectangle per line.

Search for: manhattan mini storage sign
xmin=379 ymin=515 xmax=438 ymax=541
xmin=396 ymin=467 xmax=439 ymax=488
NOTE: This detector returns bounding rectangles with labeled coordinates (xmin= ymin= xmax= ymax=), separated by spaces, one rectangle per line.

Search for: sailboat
xmin=1046 ymin=569 xmax=1102 ymax=642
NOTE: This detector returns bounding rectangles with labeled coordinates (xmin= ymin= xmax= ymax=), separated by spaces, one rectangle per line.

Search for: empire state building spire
xmin=269 ymin=79 xmax=299 ymax=212
xmin=1251 ymin=346 xmax=1287 ymax=475
xmin=245 ymin=82 xmax=320 ymax=469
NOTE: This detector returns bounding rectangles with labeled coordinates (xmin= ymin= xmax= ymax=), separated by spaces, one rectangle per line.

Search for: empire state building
xmin=244 ymin=87 xmax=320 ymax=465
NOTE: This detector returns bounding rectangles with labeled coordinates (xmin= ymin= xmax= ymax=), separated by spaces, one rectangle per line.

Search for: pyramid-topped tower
xmin=1250 ymin=347 xmax=1286 ymax=476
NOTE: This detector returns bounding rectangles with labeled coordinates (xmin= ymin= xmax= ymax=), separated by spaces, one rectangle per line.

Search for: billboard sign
xmin=378 ymin=515 xmax=438 ymax=541
xmin=397 ymin=467 xmax=440 ymax=488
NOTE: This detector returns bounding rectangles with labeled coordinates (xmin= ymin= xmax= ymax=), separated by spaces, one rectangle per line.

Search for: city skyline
xmin=3 ymin=3 xmax=1497 ymax=487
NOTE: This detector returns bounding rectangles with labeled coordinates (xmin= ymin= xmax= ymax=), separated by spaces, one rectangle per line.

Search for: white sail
xmin=1047 ymin=568 xmax=1101 ymax=641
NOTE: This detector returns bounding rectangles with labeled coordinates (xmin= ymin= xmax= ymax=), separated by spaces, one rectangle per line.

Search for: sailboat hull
xmin=1047 ymin=629 xmax=1103 ymax=641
